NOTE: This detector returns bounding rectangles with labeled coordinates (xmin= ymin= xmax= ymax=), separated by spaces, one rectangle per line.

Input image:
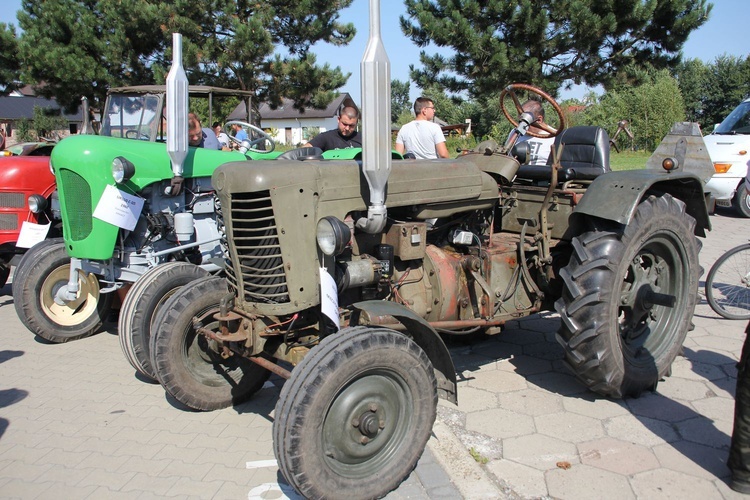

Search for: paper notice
xmin=93 ymin=184 xmax=144 ymax=231
xmin=319 ymin=267 xmax=340 ymax=331
xmin=16 ymin=221 xmax=51 ymax=248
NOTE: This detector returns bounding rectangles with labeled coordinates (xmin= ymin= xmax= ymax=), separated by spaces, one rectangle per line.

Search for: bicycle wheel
xmin=705 ymin=243 xmax=750 ymax=320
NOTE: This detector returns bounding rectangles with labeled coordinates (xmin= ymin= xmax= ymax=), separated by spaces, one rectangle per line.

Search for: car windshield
xmin=100 ymin=94 xmax=162 ymax=141
xmin=714 ymin=100 xmax=750 ymax=135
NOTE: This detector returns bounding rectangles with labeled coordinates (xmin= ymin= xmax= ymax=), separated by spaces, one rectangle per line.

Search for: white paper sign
xmin=319 ymin=267 xmax=340 ymax=330
xmin=16 ymin=221 xmax=51 ymax=248
xmin=93 ymin=185 xmax=144 ymax=231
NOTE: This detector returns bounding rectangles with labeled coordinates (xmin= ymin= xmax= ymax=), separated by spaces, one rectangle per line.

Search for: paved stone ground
xmin=0 ymin=207 xmax=748 ymax=499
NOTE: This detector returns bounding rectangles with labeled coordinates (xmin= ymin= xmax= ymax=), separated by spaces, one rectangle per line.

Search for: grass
xmin=609 ymin=150 xmax=651 ymax=171
xmin=469 ymin=447 xmax=489 ymax=464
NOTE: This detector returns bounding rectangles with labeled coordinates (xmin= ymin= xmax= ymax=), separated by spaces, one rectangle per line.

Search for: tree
xmin=701 ymin=55 xmax=750 ymax=129
xmin=400 ymin=0 xmax=711 ymax=99
xmin=16 ymin=0 xmax=356 ymax=116
xmin=0 ymin=23 xmax=21 ymax=91
xmin=577 ymin=70 xmax=685 ymax=151
xmin=391 ymin=79 xmax=411 ymax=123
xmin=674 ymin=58 xmax=708 ymax=125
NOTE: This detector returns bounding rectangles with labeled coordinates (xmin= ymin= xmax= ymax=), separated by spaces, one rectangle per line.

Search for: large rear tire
xmin=274 ymin=327 xmax=437 ymax=500
xmin=119 ymin=262 xmax=210 ymax=381
xmin=555 ymin=194 xmax=700 ymax=398
xmin=150 ymin=276 xmax=272 ymax=411
xmin=12 ymin=239 xmax=112 ymax=343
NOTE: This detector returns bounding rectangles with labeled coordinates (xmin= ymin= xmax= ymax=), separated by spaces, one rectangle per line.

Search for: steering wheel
xmin=500 ymin=83 xmax=565 ymax=139
xmin=225 ymin=120 xmax=276 ymax=153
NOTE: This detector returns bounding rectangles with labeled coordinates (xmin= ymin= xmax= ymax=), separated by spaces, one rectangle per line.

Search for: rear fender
xmin=349 ymin=300 xmax=457 ymax=404
xmin=574 ymin=171 xmax=710 ymax=237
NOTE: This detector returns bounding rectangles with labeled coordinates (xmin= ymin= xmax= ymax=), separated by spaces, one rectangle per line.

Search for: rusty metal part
xmin=249 ymin=355 xmax=291 ymax=379
xmin=360 ymin=311 xmax=540 ymax=331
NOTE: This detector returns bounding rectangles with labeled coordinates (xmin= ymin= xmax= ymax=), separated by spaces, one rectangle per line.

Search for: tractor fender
xmin=574 ymin=170 xmax=710 ymax=237
xmin=349 ymin=300 xmax=457 ymax=404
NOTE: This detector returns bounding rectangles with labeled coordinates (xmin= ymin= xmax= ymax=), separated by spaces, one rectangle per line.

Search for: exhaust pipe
xmin=356 ymin=0 xmax=391 ymax=234
xmin=166 ymin=33 xmax=189 ymax=179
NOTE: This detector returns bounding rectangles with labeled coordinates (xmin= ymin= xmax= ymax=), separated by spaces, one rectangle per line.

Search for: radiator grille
xmin=227 ymin=191 xmax=289 ymax=304
xmin=0 ymin=213 xmax=17 ymax=230
xmin=58 ymin=169 xmax=92 ymax=241
xmin=0 ymin=193 xmax=25 ymax=209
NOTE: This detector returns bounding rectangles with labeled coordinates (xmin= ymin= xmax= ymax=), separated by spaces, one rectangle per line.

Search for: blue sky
xmin=1 ymin=0 xmax=746 ymax=101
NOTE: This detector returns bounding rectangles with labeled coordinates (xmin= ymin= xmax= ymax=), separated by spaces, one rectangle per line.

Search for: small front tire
xmin=150 ymin=276 xmax=272 ymax=411
xmin=274 ymin=327 xmax=438 ymax=500
xmin=119 ymin=262 xmax=210 ymax=381
xmin=12 ymin=239 xmax=112 ymax=343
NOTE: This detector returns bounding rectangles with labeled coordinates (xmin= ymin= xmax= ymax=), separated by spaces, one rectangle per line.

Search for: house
xmin=228 ymin=94 xmax=354 ymax=146
xmin=0 ymin=85 xmax=84 ymax=146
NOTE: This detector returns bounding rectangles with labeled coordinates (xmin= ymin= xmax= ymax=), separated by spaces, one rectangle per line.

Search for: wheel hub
xmin=354 ymin=405 xmax=384 ymax=440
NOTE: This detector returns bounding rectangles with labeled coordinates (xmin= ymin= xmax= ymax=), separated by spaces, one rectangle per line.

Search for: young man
xmin=395 ymin=97 xmax=450 ymax=159
xmin=303 ymin=105 xmax=362 ymax=151
xmin=231 ymin=122 xmax=248 ymax=143
xmin=515 ymin=99 xmax=555 ymax=165
xmin=188 ymin=113 xmax=221 ymax=149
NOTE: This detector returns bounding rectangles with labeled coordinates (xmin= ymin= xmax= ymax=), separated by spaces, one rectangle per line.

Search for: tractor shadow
xmin=443 ymin=311 xmax=733 ymax=482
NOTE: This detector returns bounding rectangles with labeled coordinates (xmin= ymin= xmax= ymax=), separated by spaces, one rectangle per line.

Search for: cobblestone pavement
xmin=0 ymin=208 xmax=748 ymax=499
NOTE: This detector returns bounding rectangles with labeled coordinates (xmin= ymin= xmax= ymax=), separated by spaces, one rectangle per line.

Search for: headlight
xmin=112 ymin=156 xmax=135 ymax=184
xmin=316 ymin=216 xmax=351 ymax=256
xmin=28 ymin=194 xmax=48 ymax=213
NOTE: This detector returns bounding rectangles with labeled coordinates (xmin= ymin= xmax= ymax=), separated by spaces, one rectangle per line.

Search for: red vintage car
xmin=0 ymin=143 xmax=59 ymax=287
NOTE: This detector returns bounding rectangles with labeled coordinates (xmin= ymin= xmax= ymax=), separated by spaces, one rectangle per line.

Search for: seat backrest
xmin=277 ymin=146 xmax=324 ymax=161
xmin=515 ymin=126 xmax=611 ymax=182
xmin=548 ymin=126 xmax=611 ymax=180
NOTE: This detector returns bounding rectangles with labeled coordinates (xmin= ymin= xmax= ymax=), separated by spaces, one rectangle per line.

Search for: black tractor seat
xmin=516 ymin=126 xmax=611 ymax=183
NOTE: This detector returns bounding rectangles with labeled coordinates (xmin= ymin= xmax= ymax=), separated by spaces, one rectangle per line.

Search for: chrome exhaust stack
xmin=356 ymin=0 xmax=391 ymax=234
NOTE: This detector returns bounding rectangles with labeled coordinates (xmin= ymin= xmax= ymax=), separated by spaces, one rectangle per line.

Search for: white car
xmin=704 ymin=98 xmax=750 ymax=217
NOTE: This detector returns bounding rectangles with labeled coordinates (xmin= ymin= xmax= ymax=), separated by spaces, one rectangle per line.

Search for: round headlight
xmin=28 ymin=194 xmax=48 ymax=213
xmin=112 ymin=156 xmax=135 ymax=184
xmin=316 ymin=216 xmax=350 ymax=256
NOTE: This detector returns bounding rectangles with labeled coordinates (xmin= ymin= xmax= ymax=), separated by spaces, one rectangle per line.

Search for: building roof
xmin=0 ymin=95 xmax=83 ymax=121
xmin=228 ymin=93 xmax=354 ymax=121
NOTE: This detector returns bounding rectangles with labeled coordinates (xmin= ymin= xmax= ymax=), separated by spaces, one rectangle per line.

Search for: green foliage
xmin=401 ymin=0 xmax=711 ymax=99
xmin=576 ymin=71 xmax=685 ymax=151
xmin=15 ymin=0 xmax=356 ymax=117
xmin=469 ymin=447 xmax=489 ymax=465
xmin=391 ymin=79 xmax=411 ymax=123
xmin=32 ymin=106 xmax=69 ymax=139
xmin=0 ymin=23 xmax=20 ymax=90
xmin=14 ymin=118 xmax=34 ymax=142
xmin=673 ymin=55 xmax=750 ymax=131
xmin=12 ymin=106 xmax=68 ymax=142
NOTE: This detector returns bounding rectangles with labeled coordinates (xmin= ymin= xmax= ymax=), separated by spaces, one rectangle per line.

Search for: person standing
xmin=395 ymin=97 xmax=450 ymax=159
xmin=303 ymin=105 xmax=362 ymax=151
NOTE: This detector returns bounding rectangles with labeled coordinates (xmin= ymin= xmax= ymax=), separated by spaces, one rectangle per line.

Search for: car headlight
xmin=316 ymin=216 xmax=351 ymax=256
xmin=28 ymin=194 xmax=48 ymax=213
xmin=112 ymin=156 xmax=135 ymax=184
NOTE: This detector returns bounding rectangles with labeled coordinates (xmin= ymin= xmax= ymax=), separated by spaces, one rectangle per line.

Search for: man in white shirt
xmin=395 ymin=97 xmax=450 ymax=159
